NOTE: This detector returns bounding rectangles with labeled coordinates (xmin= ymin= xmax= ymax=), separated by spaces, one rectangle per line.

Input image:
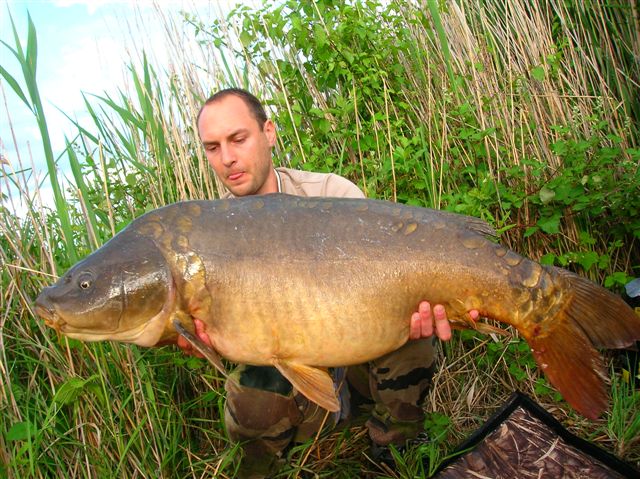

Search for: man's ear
xmin=264 ymin=119 xmax=277 ymax=147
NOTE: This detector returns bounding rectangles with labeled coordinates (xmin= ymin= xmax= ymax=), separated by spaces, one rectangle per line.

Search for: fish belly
xmin=204 ymin=244 xmax=517 ymax=367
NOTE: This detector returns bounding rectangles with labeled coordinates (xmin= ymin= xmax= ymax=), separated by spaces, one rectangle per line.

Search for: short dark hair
xmin=197 ymin=88 xmax=268 ymax=130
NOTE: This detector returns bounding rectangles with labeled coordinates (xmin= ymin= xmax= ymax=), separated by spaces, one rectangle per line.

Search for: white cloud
xmin=51 ymin=0 xmax=119 ymax=16
xmin=51 ymin=0 xmax=236 ymax=16
xmin=52 ymin=0 xmax=141 ymax=15
xmin=46 ymin=28 xmax=127 ymax=106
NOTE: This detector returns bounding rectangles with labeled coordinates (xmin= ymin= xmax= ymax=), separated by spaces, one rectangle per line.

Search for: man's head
xmin=197 ymin=88 xmax=278 ymax=196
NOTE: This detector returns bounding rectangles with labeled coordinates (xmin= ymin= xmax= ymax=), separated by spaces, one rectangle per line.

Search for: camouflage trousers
xmin=224 ymin=337 xmax=437 ymax=467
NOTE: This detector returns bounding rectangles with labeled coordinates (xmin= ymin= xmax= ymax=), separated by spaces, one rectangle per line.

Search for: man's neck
xmin=255 ymin=168 xmax=280 ymax=195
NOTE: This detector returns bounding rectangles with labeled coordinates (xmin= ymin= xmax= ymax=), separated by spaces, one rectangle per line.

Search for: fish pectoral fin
xmin=274 ymin=361 xmax=339 ymax=412
xmin=471 ymin=320 xmax=510 ymax=336
xmin=173 ymin=319 xmax=227 ymax=378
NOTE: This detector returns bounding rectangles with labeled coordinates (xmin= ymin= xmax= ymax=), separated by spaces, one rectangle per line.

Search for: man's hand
xmin=176 ymin=319 xmax=211 ymax=358
xmin=409 ymin=301 xmax=479 ymax=341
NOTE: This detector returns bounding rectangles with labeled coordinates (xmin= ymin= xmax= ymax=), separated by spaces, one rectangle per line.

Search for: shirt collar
xmin=275 ymin=168 xmax=282 ymax=193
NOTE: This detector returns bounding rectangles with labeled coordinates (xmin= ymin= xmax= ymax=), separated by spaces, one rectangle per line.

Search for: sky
xmin=0 ymin=0 xmax=249 ymax=215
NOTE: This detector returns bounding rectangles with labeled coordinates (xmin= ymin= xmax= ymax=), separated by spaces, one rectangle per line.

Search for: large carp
xmin=35 ymin=194 xmax=640 ymax=419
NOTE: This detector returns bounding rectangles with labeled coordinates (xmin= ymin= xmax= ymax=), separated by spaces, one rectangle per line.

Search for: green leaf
xmin=314 ymin=23 xmax=327 ymax=48
xmin=186 ymin=356 xmax=204 ymax=370
xmin=125 ymin=173 xmax=138 ymax=187
xmin=537 ymin=213 xmax=562 ymax=234
xmin=90 ymin=92 xmax=144 ymax=130
xmin=239 ymin=30 xmax=252 ymax=47
xmin=576 ymin=251 xmax=599 ymax=271
xmin=540 ymin=253 xmax=556 ymax=265
xmin=539 ymin=186 xmax=555 ymax=204
xmin=509 ymin=363 xmax=527 ymax=381
xmin=6 ymin=421 xmax=34 ymax=442
xmin=53 ymin=375 xmax=99 ymax=406
xmin=598 ymin=254 xmax=610 ymax=269
xmin=530 ymin=65 xmax=545 ymax=81
xmin=605 ymin=272 xmax=630 ymax=289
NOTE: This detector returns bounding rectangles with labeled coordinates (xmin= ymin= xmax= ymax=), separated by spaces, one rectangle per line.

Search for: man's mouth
xmin=228 ymin=172 xmax=244 ymax=181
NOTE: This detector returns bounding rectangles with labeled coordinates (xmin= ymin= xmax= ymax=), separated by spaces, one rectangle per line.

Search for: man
xmin=179 ymin=88 xmax=479 ymax=476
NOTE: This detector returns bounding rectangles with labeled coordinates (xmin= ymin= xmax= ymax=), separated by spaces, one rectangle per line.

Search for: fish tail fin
xmin=525 ymin=268 xmax=640 ymax=419
xmin=553 ymin=268 xmax=640 ymax=349
xmin=527 ymin=317 xmax=608 ymax=419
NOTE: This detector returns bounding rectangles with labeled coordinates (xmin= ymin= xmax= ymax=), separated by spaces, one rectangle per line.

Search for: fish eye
xmin=77 ymin=273 xmax=93 ymax=290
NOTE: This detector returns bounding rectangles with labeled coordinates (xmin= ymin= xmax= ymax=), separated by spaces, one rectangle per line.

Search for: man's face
xmin=198 ymin=95 xmax=277 ymax=196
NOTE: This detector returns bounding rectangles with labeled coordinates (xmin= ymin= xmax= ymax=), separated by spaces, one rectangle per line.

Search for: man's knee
xmin=368 ymin=338 xmax=437 ymax=435
xmin=224 ymin=366 xmax=302 ymax=452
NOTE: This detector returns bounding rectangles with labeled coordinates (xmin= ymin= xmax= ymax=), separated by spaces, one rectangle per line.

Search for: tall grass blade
xmin=65 ymin=138 xmax=102 ymax=249
xmin=3 ymin=13 xmax=77 ymax=264
xmin=427 ymin=0 xmax=456 ymax=89
xmin=0 ymin=64 xmax=32 ymax=112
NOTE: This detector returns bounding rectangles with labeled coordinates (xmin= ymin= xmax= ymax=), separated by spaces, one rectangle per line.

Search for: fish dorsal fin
xmin=274 ymin=360 xmax=339 ymax=412
xmin=412 ymin=207 xmax=497 ymax=238
xmin=466 ymin=218 xmax=497 ymax=238
xmin=445 ymin=211 xmax=497 ymax=238
xmin=173 ymin=319 xmax=227 ymax=378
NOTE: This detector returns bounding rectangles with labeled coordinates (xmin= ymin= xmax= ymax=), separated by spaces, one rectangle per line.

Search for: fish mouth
xmin=34 ymin=299 xmax=116 ymax=338
xmin=34 ymin=302 xmax=64 ymax=332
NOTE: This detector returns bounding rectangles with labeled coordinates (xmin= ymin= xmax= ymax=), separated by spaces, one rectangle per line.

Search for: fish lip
xmin=34 ymin=303 xmax=52 ymax=321
xmin=34 ymin=303 xmax=64 ymax=331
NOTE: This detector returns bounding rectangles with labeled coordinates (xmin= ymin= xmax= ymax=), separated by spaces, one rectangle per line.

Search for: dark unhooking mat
xmin=432 ymin=392 xmax=639 ymax=478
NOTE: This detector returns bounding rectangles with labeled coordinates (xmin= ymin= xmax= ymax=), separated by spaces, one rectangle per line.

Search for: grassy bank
xmin=2 ymin=1 xmax=639 ymax=477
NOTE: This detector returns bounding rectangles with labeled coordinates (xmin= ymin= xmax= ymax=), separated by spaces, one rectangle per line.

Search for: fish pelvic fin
xmin=524 ymin=267 xmax=640 ymax=419
xmin=274 ymin=361 xmax=339 ymax=412
xmin=173 ymin=319 xmax=228 ymax=378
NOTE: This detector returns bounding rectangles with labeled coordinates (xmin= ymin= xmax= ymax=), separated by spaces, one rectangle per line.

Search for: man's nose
xmin=219 ymin=144 xmax=235 ymax=166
